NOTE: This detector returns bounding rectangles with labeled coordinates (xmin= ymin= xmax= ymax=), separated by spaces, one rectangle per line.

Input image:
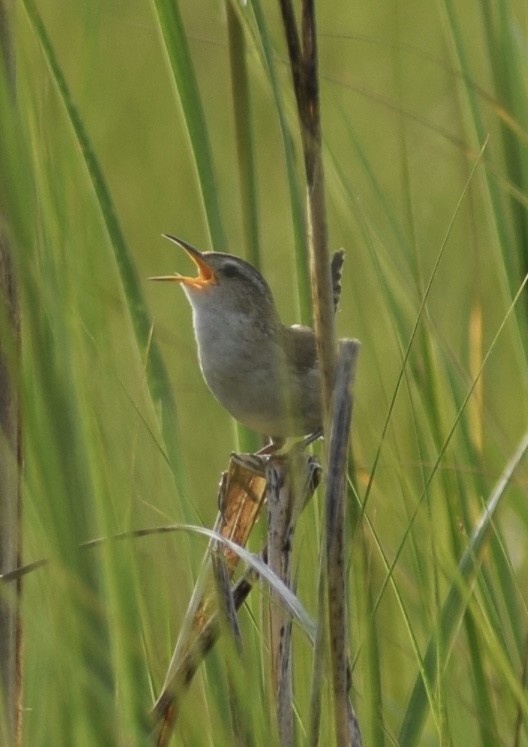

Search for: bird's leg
xmin=216 ymin=470 xmax=229 ymax=518
xmin=230 ymin=431 xmax=321 ymax=479
xmin=296 ymin=428 xmax=323 ymax=451
xmin=229 ymin=451 xmax=268 ymax=478
xmin=258 ymin=437 xmax=286 ymax=455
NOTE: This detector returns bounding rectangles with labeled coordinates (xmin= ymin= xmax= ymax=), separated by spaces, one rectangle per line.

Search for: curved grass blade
xmin=21 ymin=0 xmax=186 ymax=492
xmin=152 ymin=0 xmax=225 ymax=249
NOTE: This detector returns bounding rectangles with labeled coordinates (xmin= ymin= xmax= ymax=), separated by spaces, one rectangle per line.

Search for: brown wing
xmin=280 ymin=249 xmax=343 ymax=373
xmin=280 ymin=324 xmax=318 ymax=374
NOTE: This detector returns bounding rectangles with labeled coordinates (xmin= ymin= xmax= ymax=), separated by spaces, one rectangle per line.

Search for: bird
xmin=150 ymin=235 xmax=344 ymax=447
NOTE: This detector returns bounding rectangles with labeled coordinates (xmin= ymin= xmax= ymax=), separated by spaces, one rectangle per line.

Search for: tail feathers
xmin=330 ymin=249 xmax=345 ymax=313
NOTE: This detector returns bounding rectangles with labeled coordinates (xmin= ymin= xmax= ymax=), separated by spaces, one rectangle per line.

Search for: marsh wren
xmin=150 ymin=235 xmax=344 ymax=443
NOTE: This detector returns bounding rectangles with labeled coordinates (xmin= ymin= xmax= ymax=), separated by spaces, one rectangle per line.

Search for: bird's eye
xmin=222 ymin=263 xmax=239 ymax=279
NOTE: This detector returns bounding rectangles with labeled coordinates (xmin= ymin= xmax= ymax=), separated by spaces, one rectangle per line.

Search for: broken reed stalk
xmin=325 ymin=340 xmax=361 ymax=747
xmin=152 ymin=567 xmax=261 ymax=747
xmin=308 ymin=340 xmax=361 ymax=747
xmin=151 ymin=453 xmax=321 ymax=747
xmin=151 ymin=455 xmax=266 ymax=744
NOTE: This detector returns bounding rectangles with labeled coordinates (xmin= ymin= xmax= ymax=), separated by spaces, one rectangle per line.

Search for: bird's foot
xmin=257 ymin=437 xmax=286 ymax=455
xmin=297 ymin=428 xmax=323 ymax=451
xmin=230 ymin=429 xmax=322 ymax=478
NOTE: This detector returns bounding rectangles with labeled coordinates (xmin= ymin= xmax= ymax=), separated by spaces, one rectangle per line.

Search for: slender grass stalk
xmin=226 ymin=2 xmax=261 ymax=269
xmin=152 ymin=0 xmax=225 ymax=249
xmin=235 ymin=0 xmax=311 ymax=322
xmin=226 ymin=4 xmax=261 ymax=454
xmin=441 ymin=0 xmax=528 ymax=339
xmin=0 ymin=8 xmax=22 ymax=744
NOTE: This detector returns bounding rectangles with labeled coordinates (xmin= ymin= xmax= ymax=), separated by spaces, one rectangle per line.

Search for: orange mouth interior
xmin=149 ymin=245 xmax=216 ymax=288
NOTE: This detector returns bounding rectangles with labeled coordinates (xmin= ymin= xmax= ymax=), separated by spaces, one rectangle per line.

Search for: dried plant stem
xmin=325 ymin=340 xmax=361 ymax=747
xmin=278 ymin=0 xmax=336 ymax=416
xmin=152 ymin=567 xmax=260 ymax=746
xmin=309 ymin=341 xmax=361 ymax=747
xmin=266 ymin=454 xmax=318 ymax=745
xmin=151 ymin=453 xmax=321 ymax=746
xmin=278 ymin=4 xmax=361 ymax=744
xmin=266 ymin=458 xmax=295 ymax=746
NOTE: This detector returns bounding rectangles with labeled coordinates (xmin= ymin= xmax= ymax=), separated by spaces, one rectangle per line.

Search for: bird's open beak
xmin=149 ymin=234 xmax=216 ymax=288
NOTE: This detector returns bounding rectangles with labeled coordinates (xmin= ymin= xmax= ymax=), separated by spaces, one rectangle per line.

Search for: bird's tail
xmin=331 ymin=249 xmax=345 ymax=313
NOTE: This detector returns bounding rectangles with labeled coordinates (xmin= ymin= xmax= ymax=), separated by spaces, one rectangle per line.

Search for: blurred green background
xmin=2 ymin=0 xmax=527 ymax=744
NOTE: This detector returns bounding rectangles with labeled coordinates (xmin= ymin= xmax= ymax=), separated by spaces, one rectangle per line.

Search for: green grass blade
xmin=152 ymin=0 xmax=225 ymax=248
xmin=398 ymin=430 xmax=528 ymax=745
xmin=238 ymin=0 xmax=310 ymax=322
xmin=21 ymin=0 xmax=186 ymax=493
